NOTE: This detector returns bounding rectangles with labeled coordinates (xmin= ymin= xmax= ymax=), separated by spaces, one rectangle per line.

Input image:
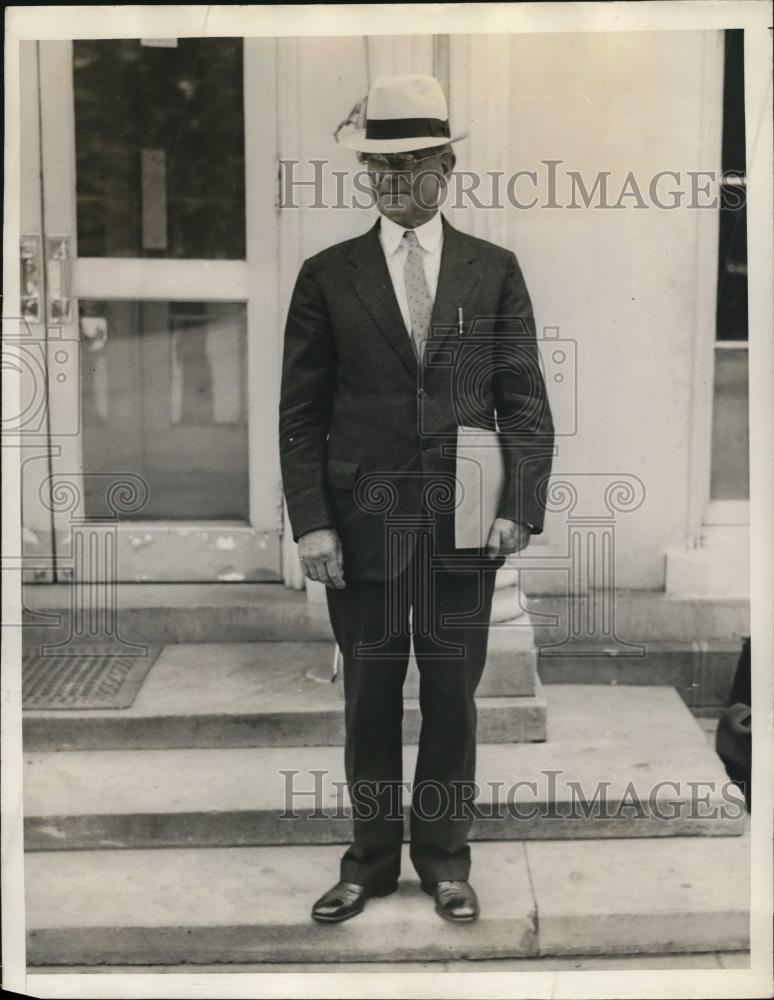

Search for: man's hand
xmin=298 ymin=528 xmax=346 ymax=588
xmin=486 ymin=518 xmax=531 ymax=559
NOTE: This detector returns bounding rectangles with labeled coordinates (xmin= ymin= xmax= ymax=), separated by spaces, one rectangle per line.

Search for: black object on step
xmin=715 ymin=636 xmax=751 ymax=811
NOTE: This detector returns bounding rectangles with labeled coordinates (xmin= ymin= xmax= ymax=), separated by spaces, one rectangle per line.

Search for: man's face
xmin=364 ymin=146 xmax=454 ymax=227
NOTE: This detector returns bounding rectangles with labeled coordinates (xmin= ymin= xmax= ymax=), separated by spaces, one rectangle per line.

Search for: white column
xmin=448 ymin=34 xmax=512 ymax=247
xmin=449 ymin=35 xmax=524 ymax=611
xmin=366 ymin=36 xmax=434 ymax=81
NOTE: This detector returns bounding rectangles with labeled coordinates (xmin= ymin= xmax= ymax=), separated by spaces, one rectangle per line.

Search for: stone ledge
xmin=536 ymin=639 xmax=742 ymax=708
xmin=22 ymin=640 xmax=541 ymax=752
xmin=24 ymin=686 xmax=745 ymax=850
xmin=25 ymin=834 xmax=750 ymax=966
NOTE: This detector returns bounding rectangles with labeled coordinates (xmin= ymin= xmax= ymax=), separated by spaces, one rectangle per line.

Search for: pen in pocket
xmin=331 ymin=642 xmax=341 ymax=682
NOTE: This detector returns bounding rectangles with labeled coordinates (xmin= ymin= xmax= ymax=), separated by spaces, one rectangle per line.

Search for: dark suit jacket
xmin=279 ymin=214 xmax=554 ymax=581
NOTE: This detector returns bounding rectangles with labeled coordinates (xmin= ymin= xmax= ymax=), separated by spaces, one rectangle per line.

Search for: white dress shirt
xmin=378 ymin=212 xmax=444 ymax=336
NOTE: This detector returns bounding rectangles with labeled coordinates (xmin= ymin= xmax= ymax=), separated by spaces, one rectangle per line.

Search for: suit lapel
xmin=428 ymin=217 xmax=480 ymax=352
xmin=347 ymin=215 xmax=480 ymax=376
xmin=349 ymin=221 xmax=418 ymax=378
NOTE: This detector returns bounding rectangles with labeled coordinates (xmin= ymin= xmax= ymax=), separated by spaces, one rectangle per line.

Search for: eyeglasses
xmin=364 ymin=150 xmax=441 ymax=172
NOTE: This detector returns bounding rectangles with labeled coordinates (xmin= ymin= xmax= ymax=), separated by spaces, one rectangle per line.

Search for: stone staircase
xmin=23 ymin=582 xmax=749 ymax=712
xmin=21 ymin=583 xmax=750 ymax=966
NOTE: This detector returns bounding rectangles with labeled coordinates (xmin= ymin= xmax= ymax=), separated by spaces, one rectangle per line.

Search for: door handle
xmin=20 ymin=235 xmax=42 ymax=323
xmin=45 ymin=235 xmax=72 ymax=325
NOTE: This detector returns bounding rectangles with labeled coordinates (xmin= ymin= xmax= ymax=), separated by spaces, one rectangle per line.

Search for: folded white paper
xmin=454 ymin=425 xmax=506 ymax=548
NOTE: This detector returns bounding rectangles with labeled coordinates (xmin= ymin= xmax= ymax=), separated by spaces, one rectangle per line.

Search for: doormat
xmin=22 ymin=646 xmax=162 ymax=710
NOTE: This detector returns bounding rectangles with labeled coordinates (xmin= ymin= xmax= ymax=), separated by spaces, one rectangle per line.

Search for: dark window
xmin=716 ymin=29 xmax=747 ymax=342
xmin=710 ymin=30 xmax=749 ymax=502
xmin=73 ymin=38 xmax=246 ymax=260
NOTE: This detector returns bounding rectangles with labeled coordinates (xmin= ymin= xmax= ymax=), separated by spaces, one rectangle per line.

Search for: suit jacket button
xmin=417 ymin=389 xmax=425 ymax=398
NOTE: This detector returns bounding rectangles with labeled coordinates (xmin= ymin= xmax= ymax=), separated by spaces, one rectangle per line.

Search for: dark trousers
xmin=325 ymin=530 xmax=498 ymax=889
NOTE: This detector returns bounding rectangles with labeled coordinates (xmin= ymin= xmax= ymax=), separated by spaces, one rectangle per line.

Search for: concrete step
xmin=23 ymin=686 xmax=746 ymax=850
xmin=30 ymin=953 xmax=748 ymax=972
xmin=24 ymin=585 xmax=750 ymax=644
xmin=528 ymin=592 xmax=749 ymax=643
xmin=25 ymin=833 xmax=750 ymax=965
xmin=22 ymin=642 xmax=544 ymax=750
xmin=537 ymin=639 xmax=742 ymax=710
xmin=22 ymin=583 xmax=333 ymax=645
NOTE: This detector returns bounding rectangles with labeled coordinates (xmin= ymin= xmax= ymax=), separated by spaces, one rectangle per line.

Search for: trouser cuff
xmin=340 ymin=858 xmax=401 ymax=891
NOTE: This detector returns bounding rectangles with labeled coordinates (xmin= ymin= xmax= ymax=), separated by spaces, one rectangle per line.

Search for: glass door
xmin=33 ymin=38 xmax=281 ymax=581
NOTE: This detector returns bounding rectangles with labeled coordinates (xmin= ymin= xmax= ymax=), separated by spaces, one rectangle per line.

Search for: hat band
xmin=365 ymin=117 xmax=450 ymax=141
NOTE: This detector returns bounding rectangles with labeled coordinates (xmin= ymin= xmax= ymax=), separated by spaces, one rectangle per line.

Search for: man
xmin=279 ymin=74 xmax=554 ymax=924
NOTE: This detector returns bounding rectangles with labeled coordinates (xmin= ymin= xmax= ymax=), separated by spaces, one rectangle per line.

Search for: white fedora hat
xmin=337 ymin=74 xmax=466 ymax=154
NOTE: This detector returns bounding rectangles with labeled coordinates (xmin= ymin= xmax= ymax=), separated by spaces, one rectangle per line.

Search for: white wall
xmin=277 ymin=31 xmax=725 ymax=591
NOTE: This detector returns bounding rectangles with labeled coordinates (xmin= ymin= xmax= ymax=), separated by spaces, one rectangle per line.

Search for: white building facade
xmin=17 ymin=31 xmax=750 ymax=601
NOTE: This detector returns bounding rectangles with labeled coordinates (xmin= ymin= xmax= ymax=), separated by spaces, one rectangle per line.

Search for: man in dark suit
xmin=279 ymin=74 xmax=554 ymax=924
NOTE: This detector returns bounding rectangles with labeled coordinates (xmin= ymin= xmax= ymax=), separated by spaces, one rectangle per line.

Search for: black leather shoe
xmin=422 ymin=880 xmax=480 ymax=922
xmin=311 ymin=880 xmax=398 ymax=923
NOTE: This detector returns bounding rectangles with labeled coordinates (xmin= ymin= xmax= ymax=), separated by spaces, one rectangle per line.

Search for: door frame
xmin=18 ymin=41 xmax=56 ymax=582
xmin=34 ymin=38 xmax=283 ymax=583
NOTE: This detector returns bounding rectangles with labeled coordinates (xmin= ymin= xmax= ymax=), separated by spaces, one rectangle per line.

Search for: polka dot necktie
xmin=402 ymin=229 xmax=433 ymax=363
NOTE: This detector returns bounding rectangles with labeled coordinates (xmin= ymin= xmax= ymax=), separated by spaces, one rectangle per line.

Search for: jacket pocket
xmin=326 ymin=459 xmax=360 ymax=490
